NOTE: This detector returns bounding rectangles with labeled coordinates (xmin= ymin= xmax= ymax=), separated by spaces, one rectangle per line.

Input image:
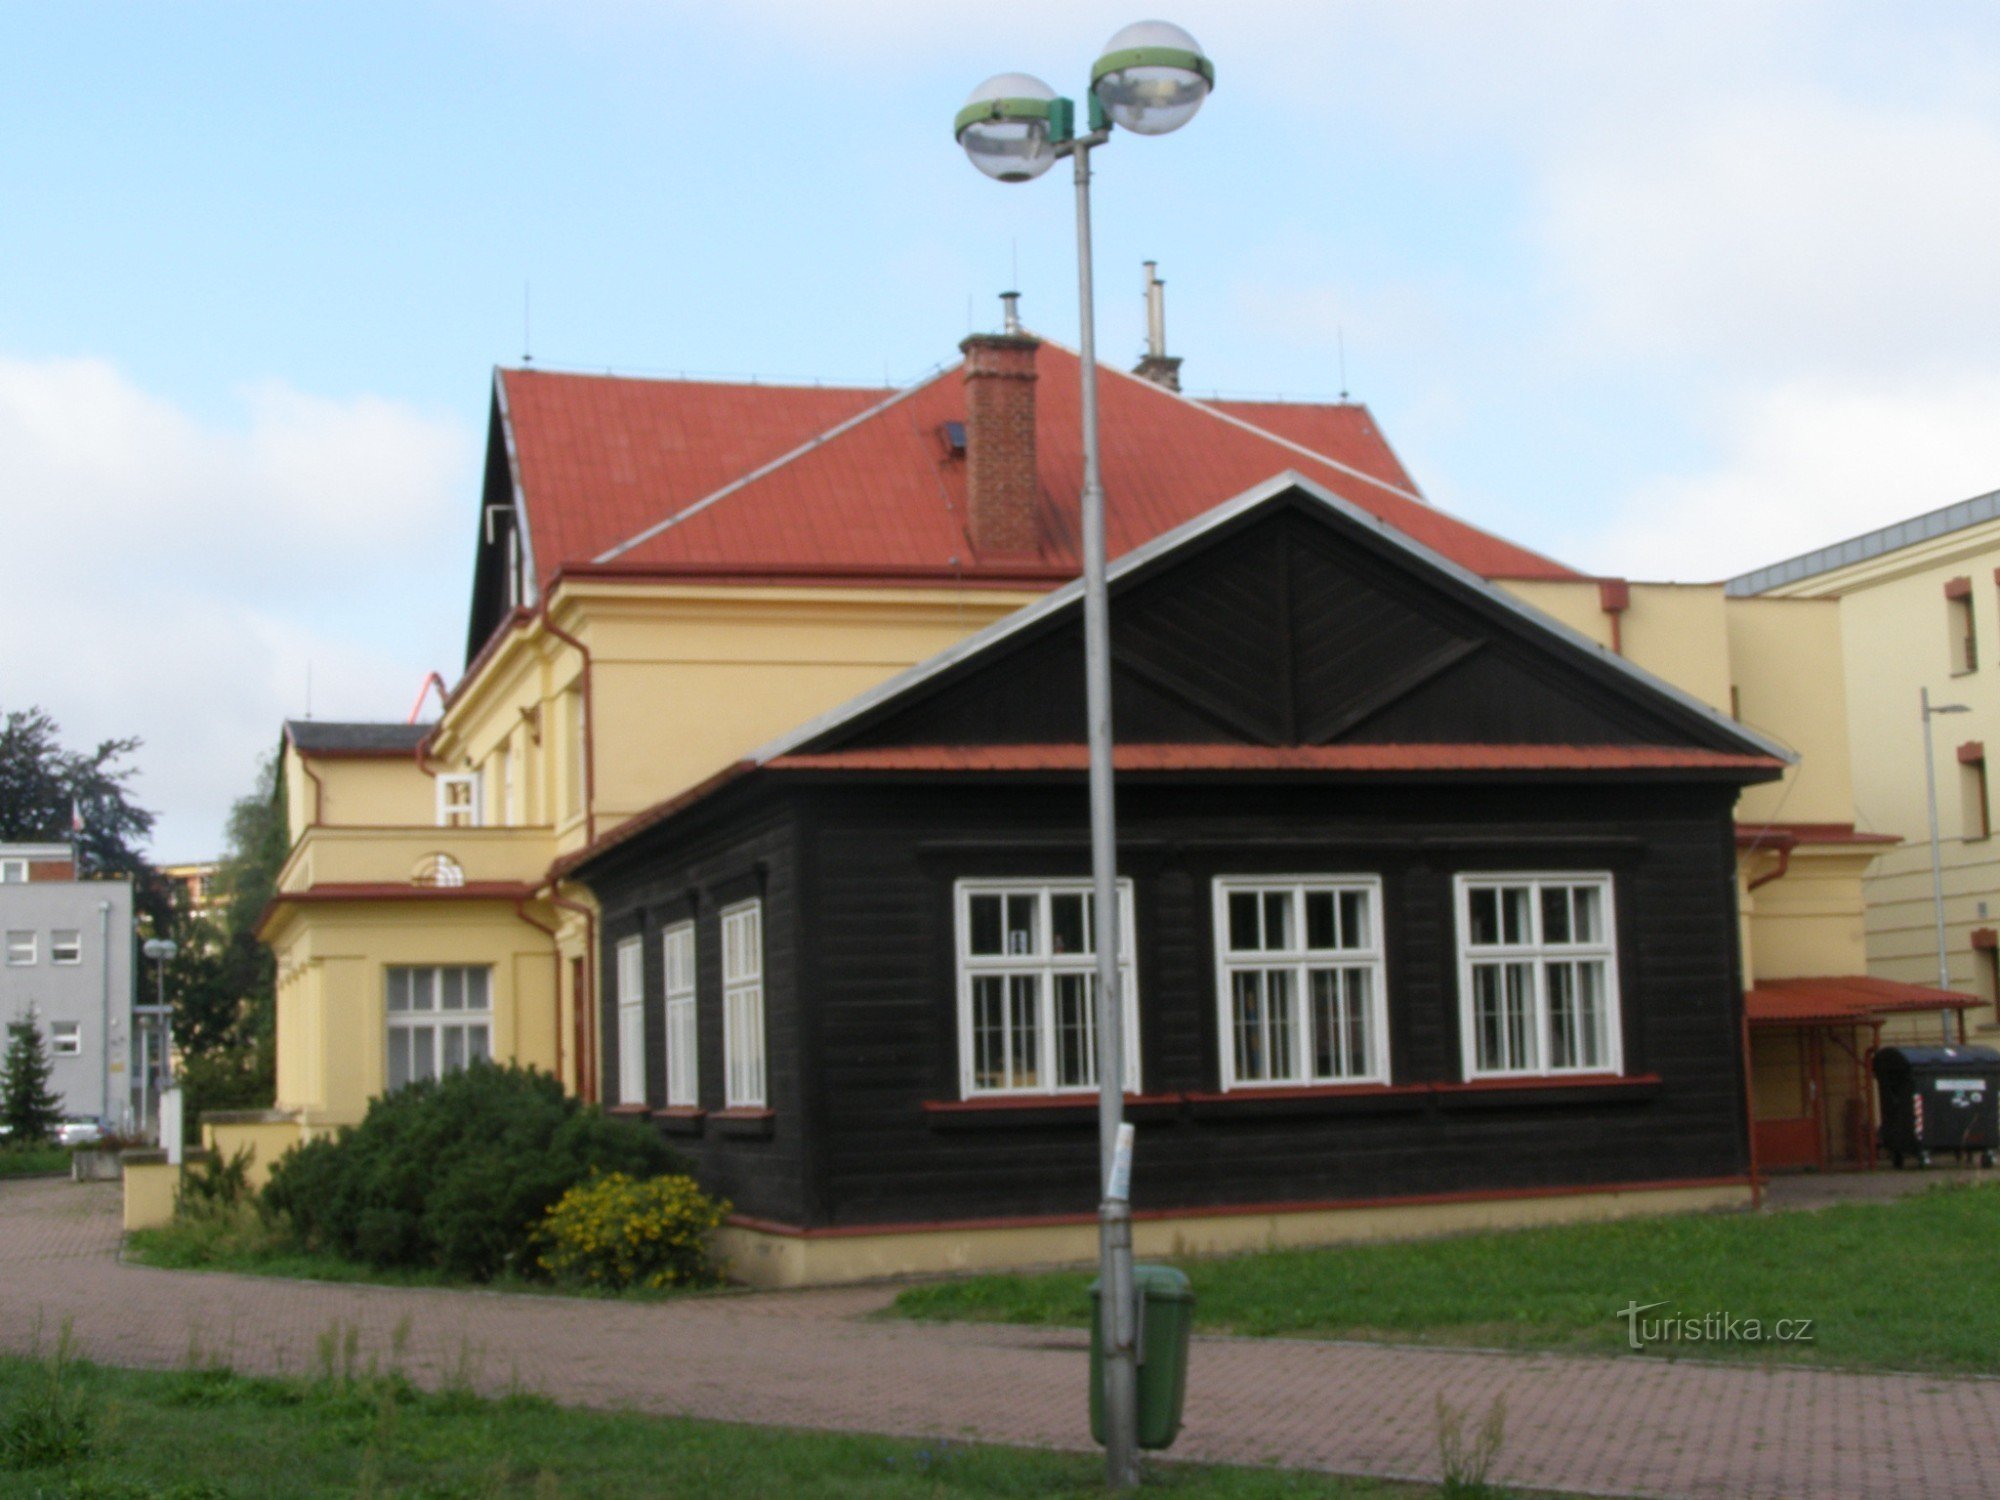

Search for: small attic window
xmin=940 ymin=420 xmax=967 ymax=458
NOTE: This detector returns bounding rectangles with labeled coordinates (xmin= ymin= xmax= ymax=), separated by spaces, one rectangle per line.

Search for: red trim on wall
xmin=1961 ymin=741 xmax=1987 ymax=765
xmin=1972 ymin=928 xmax=1998 ymax=952
xmin=1946 ymin=576 xmax=1974 ymax=600
xmin=921 ymin=1092 xmax=1181 ymax=1114
xmin=723 ymin=1174 xmax=1755 ymax=1241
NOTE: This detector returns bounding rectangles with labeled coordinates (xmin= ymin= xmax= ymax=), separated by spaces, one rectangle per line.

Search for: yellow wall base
xmin=120 ymin=1153 xmax=181 ymax=1231
xmin=714 ymin=1181 xmax=1755 ymax=1289
xmin=203 ymin=1114 xmax=312 ymax=1191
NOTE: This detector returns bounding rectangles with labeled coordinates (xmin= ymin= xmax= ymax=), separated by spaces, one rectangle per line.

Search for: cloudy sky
xmin=5 ymin=1 xmax=2000 ymax=859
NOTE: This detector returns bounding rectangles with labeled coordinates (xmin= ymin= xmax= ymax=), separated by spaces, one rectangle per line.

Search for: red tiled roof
xmin=767 ymin=744 xmax=1784 ymax=775
xmin=499 ymin=351 xmax=1578 ymax=592
xmin=1203 ymin=399 xmax=1422 ymax=495
xmin=1746 ymin=975 xmax=1980 ymax=1027
xmin=499 ymin=371 xmax=892 ymax=595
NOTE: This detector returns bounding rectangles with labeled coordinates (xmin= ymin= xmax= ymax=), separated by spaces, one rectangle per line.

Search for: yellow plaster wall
xmin=1726 ymin=597 xmax=1856 ymax=827
xmin=1737 ymin=847 xmax=1873 ymax=979
xmin=284 ymin=745 xmax=437 ymax=834
xmin=266 ymin=900 xmax=560 ymax=1128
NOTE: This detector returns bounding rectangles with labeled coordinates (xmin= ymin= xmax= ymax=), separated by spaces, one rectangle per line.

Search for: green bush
xmin=262 ymin=1063 xmax=684 ymax=1280
xmin=536 ymin=1172 xmax=730 ymax=1290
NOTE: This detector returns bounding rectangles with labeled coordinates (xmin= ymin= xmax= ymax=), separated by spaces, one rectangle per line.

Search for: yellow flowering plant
xmin=535 ymin=1172 xmax=730 ymax=1291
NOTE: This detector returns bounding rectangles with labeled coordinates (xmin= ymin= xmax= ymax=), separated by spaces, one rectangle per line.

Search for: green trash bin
xmin=1089 ymin=1264 xmax=1195 ymax=1451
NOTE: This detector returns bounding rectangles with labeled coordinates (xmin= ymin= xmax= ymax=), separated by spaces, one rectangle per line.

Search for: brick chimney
xmin=959 ymin=331 xmax=1042 ymax=556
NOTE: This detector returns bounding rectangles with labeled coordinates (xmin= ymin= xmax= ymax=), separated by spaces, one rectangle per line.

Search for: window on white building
xmin=1456 ymin=874 xmax=1621 ymax=1079
xmin=663 ymin=921 xmax=697 ymax=1108
xmin=385 ymin=966 xmax=492 ymax=1090
xmin=50 ymin=1021 xmax=80 ymax=1057
xmin=6 ymin=931 xmax=36 ymax=966
xmin=615 ymin=936 xmax=645 ymax=1106
xmin=50 ymin=930 xmax=81 ymax=965
xmin=0 ymin=860 xmax=27 ymax=884
xmin=1213 ymin=878 xmax=1388 ymax=1089
xmin=954 ymin=880 xmax=1139 ymax=1098
xmin=721 ymin=900 xmax=765 ymax=1109
xmin=436 ymin=774 xmax=481 ymax=829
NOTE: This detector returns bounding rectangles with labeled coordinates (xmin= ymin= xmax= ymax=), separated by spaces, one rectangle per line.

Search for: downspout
xmin=1745 ymin=837 xmax=1797 ymax=891
xmin=1739 ymin=1008 xmax=1764 ymax=1209
xmin=513 ymin=894 xmax=563 ymax=1082
xmin=540 ymin=604 xmax=597 ymax=845
xmin=536 ymin=880 xmax=599 ymax=1103
xmin=300 ymin=756 xmax=326 ymax=826
xmin=1598 ymin=578 xmax=1629 ymax=656
xmin=98 ymin=900 xmax=112 ymax=1124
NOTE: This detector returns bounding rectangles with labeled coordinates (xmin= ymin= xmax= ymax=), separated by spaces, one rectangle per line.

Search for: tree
xmin=0 ymin=705 xmax=168 ymax=931
xmin=1 ymin=1015 xmax=64 ymax=1144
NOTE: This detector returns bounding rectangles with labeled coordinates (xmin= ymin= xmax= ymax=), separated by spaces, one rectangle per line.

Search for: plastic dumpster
xmin=1874 ymin=1044 xmax=2000 ymax=1167
xmin=1089 ymin=1264 xmax=1195 ymax=1451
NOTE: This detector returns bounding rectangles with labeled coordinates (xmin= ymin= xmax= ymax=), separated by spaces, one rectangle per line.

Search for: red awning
xmin=1746 ymin=975 xmax=1981 ymax=1027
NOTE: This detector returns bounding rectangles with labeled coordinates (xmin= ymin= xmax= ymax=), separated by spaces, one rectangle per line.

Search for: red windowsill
xmin=605 ymin=1104 xmax=650 ymax=1117
xmin=922 ymin=1092 xmax=1177 ymax=1114
xmin=712 ymin=1108 xmax=775 ymax=1122
xmin=652 ymin=1105 xmax=706 ymax=1120
xmin=1181 ymin=1082 xmax=1431 ymax=1105
xmin=1437 ymin=1073 xmax=1660 ymax=1093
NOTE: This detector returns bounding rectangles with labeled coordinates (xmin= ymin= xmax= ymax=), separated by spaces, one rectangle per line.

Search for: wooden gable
xmin=798 ymin=485 xmax=1766 ymax=759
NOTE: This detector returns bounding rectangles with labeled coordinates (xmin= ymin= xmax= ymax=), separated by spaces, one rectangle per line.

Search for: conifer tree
xmin=1 ymin=1015 xmax=64 ymax=1144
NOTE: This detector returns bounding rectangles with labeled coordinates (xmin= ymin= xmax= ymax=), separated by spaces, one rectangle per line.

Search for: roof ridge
xmin=1027 ymin=332 xmax=1428 ymax=507
xmin=497 ymin=363 xmax=898 ymax=396
xmin=592 ymin=365 xmax=958 ymax=565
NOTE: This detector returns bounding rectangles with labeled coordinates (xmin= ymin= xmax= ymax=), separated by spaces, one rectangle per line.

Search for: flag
xmin=71 ymin=798 xmax=83 ymax=835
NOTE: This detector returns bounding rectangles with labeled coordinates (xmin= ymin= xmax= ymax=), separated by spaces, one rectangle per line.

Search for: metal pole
xmin=1922 ymin=688 xmax=1954 ymax=1042
xmin=1073 ymin=134 xmax=1140 ymax=1491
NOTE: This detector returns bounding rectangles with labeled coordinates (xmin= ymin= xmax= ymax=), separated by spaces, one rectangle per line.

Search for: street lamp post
xmin=956 ymin=24 xmax=1214 ymax=1491
xmin=139 ymin=937 xmax=177 ymax=1149
xmin=1921 ymin=688 xmax=1971 ymax=1042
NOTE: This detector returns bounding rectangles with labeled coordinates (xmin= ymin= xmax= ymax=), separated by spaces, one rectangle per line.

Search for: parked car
xmin=56 ymin=1117 xmax=105 ymax=1147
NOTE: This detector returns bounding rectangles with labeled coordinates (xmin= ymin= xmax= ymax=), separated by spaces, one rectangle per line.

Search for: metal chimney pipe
xmin=1143 ymin=261 xmax=1166 ymax=359
xmin=1000 ymin=290 xmax=1023 ymax=335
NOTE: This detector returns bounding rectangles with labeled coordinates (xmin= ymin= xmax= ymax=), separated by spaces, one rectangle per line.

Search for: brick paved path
xmin=4 ymin=1177 xmax=1998 ymax=1498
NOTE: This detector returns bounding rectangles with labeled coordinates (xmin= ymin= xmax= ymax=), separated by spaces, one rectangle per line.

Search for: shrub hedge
xmin=536 ymin=1172 xmax=730 ymax=1290
xmin=264 ymin=1063 xmax=685 ymax=1280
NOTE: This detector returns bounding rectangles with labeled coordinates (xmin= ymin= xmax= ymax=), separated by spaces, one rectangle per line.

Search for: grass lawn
xmin=895 ymin=1181 xmax=2000 ymax=1375
xmin=0 ymin=1147 xmax=70 ymax=1179
xmin=0 ymin=1344 xmax=1467 ymax=1499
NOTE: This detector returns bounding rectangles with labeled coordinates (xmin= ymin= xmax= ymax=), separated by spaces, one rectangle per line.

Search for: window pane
xmin=468 ymin=1026 xmax=490 ymax=1066
xmin=972 ymin=976 xmax=1007 ymax=1090
xmin=410 ymin=972 xmax=434 ymax=1012
xmin=1342 ymin=969 xmax=1370 ymax=1076
xmin=1473 ymin=961 xmax=1536 ymax=1072
xmin=969 ymin=895 xmax=1003 ymax=956
xmin=1055 ymin=973 xmax=1095 ymax=1088
xmin=387 ymin=969 xmax=410 ymax=1013
xmin=1541 ymin=887 xmax=1571 ymax=944
xmin=1571 ymin=886 xmax=1603 ymax=945
xmin=1228 ymin=891 xmax=1260 ymax=952
xmin=1305 ymin=891 xmax=1336 ymax=950
xmin=1264 ymin=892 xmax=1293 ymax=951
xmin=387 ymin=1029 xmax=409 ymax=1091
xmin=441 ymin=968 xmax=465 ymax=1012
xmin=1266 ymin=968 xmax=1295 ymax=1078
xmin=1468 ymin=888 xmax=1499 ymax=945
xmin=1232 ymin=970 xmax=1269 ymax=1081
xmin=444 ymin=1024 xmax=466 ymax=1074
xmin=1311 ymin=967 xmax=1371 ymax=1080
xmin=1007 ymin=974 xmax=1039 ymax=1087
xmin=1004 ymin=895 xmax=1038 ymax=956
xmin=412 ymin=1027 xmax=435 ymax=1081
xmin=467 ymin=967 xmax=489 ymax=1011
xmin=1501 ymin=887 xmax=1531 ymax=945
xmin=1050 ymin=893 xmax=1089 ymax=956
xmin=1340 ymin=890 xmax=1369 ymax=950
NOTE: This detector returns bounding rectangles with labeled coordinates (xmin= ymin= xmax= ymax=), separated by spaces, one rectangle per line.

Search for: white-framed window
xmin=6 ymin=931 xmax=36 ymax=966
xmin=721 ymin=900 xmax=766 ymax=1108
xmin=436 ymin=773 xmax=481 ymax=829
xmin=1213 ymin=877 xmax=1389 ymax=1089
xmin=0 ymin=860 xmax=26 ymax=884
xmin=50 ymin=1021 xmax=81 ymax=1057
xmin=663 ymin=920 xmax=698 ymax=1107
xmin=1455 ymin=873 xmax=1622 ymax=1079
xmin=954 ymin=879 xmax=1140 ymax=1098
xmin=615 ymin=936 xmax=645 ymax=1106
xmin=385 ymin=966 xmax=493 ymax=1090
xmin=50 ymin=930 xmax=81 ymax=965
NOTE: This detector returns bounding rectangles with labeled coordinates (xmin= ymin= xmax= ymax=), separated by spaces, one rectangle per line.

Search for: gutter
xmin=99 ymin=899 xmax=112 ymax=1125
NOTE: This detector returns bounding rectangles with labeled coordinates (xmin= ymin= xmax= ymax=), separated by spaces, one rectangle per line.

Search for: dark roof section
xmin=1727 ymin=485 xmax=2000 ymax=596
xmin=284 ymin=721 xmax=431 ymax=757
